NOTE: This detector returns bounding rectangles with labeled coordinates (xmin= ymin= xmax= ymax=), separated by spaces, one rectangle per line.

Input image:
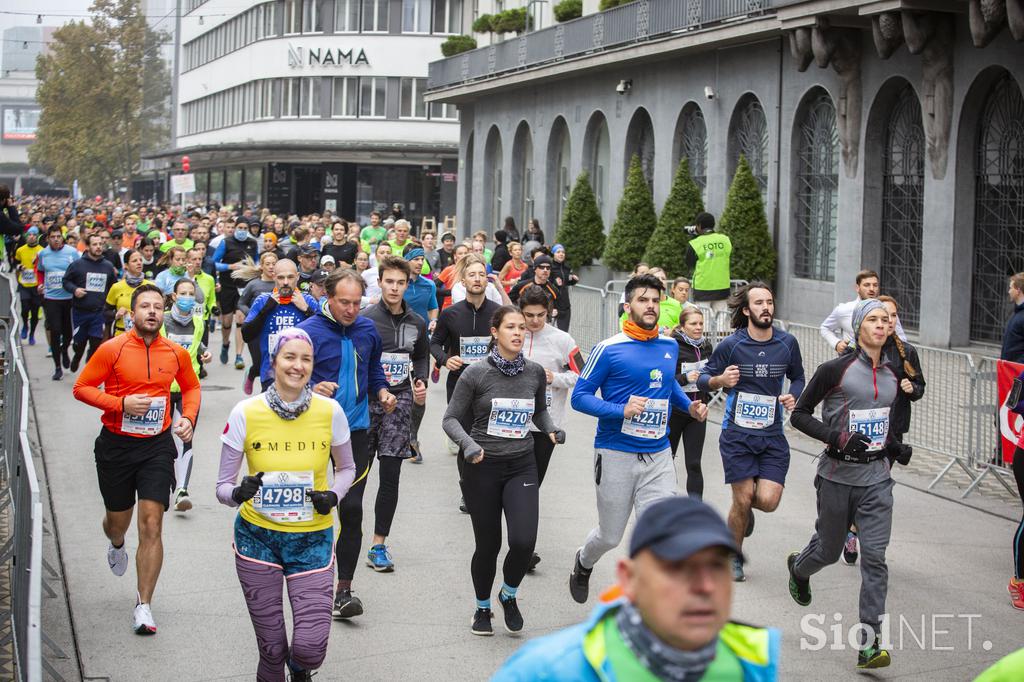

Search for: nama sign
xmin=287 ymin=43 xmax=370 ymax=67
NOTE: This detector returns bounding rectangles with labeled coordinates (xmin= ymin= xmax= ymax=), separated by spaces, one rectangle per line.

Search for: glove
xmin=833 ymin=431 xmax=870 ymax=456
xmin=890 ymin=443 xmax=913 ymax=466
xmin=231 ymin=472 xmax=264 ymax=504
xmin=552 ymin=430 xmax=566 ymax=445
xmin=306 ymin=490 xmax=338 ymax=515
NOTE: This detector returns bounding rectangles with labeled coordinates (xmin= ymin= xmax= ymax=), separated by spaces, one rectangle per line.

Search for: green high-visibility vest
xmin=689 ymin=233 xmax=732 ymax=292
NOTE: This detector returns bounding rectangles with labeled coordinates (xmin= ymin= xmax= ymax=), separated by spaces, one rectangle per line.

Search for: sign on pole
xmin=170 ymin=173 xmax=196 ymax=195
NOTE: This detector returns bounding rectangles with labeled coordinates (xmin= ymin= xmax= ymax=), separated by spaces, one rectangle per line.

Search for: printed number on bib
xmin=487 ymin=398 xmax=535 ymax=439
xmin=167 ymin=333 xmax=193 ymax=350
xmin=381 ymin=352 xmax=410 ymax=386
xmin=545 ymin=387 xmax=552 ymax=408
xmin=460 ymin=336 xmax=489 ymax=365
xmin=121 ymin=396 xmax=166 ymax=436
xmin=849 ymin=408 xmax=889 ymax=452
xmin=734 ymin=392 xmax=776 ymax=429
xmin=679 ymin=360 xmax=708 ymax=393
xmin=45 ymin=271 xmax=64 ymax=291
xmin=20 ymin=269 xmax=36 ymax=285
xmin=251 ymin=470 xmax=314 ymax=523
xmin=622 ymin=398 xmax=668 ymax=440
xmin=86 ymin=272 xmax=107 ymax=293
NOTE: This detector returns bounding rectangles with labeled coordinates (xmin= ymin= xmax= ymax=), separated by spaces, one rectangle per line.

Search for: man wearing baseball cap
xmin=495 ymin=497 xmax=779 ymax=680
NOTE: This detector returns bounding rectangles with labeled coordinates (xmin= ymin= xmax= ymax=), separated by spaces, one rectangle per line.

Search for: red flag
xmin=996 ymin=360 xmax=1024 ymax=466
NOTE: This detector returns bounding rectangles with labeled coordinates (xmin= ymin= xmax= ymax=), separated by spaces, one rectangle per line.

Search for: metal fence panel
xmin=601 ymin=2 xmax=641 ymax=47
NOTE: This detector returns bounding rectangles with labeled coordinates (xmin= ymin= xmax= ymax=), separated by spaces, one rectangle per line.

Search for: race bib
xmin=20 ymin=269 xmax=36 ymax=285
xmin=621 ymin=398 xmax=669 ymax=439
xmin=167 ymin=333 xmax=193 ymax=350
xmin=251 ymin=470 xmax=314 ymax=523
xmin=849 ymin=408 xmax=890 ymax=452
xmin=734 ymin=392 xmax=776 ymax=429
xmin=45 ymin=270 xmax=65 ymax=291
xmin=487 ymin=398 xmax=534 ymax=439
xmin=545 ymin=387 xmax=552 ymax=408
xmin=679 ymin=360 xmax=708 ymax=393
xmin=86 ymin=272 xmax=107 ymax=292
xmin=460 ymin=336 xmax=489 ymax=365
xmin=381 ymin=352 xmax=410 ymax=386
xmin=121 ymin=396 xmax=166 ymax=436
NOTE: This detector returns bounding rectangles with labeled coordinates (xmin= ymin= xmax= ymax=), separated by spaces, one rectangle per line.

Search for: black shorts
xmin=94 ymin=428 xmax=176 ymax=512
xmin=18 ymin=284 xmax=42 ymax=309
xmin=217 ymin=285 xmax=240 ymax=315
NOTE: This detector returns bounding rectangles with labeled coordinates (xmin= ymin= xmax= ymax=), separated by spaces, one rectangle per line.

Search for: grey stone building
xmin=425 ymin=0 xmax=1024 ymax=349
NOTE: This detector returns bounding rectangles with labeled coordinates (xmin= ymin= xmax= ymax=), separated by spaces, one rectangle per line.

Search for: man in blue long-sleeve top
xmin=698 ymin=282 xmax=804 ymax=582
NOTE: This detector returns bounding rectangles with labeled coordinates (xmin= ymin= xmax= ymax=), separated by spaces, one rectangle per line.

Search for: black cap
xmin=310 ymin=268 xmax=329 ymax=284
xmin=533 ymin=254 xmax=553 ymax=268
xmin=629 ymin=496 xmax=742 ymax=563
xmin=695 ymin=212 xmax=716 ymax=231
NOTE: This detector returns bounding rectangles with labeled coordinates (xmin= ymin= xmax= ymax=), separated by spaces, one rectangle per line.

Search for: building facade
xmin=165 ymin=0 xmax=471 ymax=224
xmin=426 ymin=0 xmax=1024 ymax=350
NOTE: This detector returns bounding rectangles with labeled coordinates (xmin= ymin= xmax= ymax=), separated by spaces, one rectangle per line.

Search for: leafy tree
xmin=31 ymin=0 xmax=170 ymax=196
xmin=554 ymin=171 xmax=605 ymax=268
xmin=554 ymin=0 xmax=583 ymax=22
xmin=492 ymin=8 xmax=528 ymax=33
xmin=644 ymin=158 xmax=704 ymax=278
xmin=441 ymin=35 xmax=477 ymax=57
xmin=602 ymin=155 xmax=657 ymax=273
xmin=471 ymin=14 xmax=493 ymax=32
xmin=718 ymin=155 xmax=777 ymax=283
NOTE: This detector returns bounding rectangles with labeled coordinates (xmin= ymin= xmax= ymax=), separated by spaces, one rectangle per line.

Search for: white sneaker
xmin=107 ymin=543 xmax=128 ymax=577
xmin=173 ymin=489 xmax=192 ymax=512
xmin=133 ymin=601 xmax=157 ymax=635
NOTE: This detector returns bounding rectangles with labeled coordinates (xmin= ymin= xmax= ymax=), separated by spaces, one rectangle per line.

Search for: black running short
xmin=94 ymin=428 xmax=176 ymax=512
xmin=216 ymin=285 xmax=240 ymax=316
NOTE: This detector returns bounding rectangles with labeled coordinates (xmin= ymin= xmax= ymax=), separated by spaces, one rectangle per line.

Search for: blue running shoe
xmin=366 ymin=544 xmax=394 ymax=572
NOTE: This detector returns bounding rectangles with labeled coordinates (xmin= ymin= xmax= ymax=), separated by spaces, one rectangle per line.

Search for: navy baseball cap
xmin=298 ymin=244 xmax=320 ymax=256
xmin=629 ymin=497 xmax=743 ymax=563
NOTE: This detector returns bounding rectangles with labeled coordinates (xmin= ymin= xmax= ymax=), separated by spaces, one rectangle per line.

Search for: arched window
xmin=583 ymin=112 xmax=610 ymax=216
xmin=794 ymin=90 xmax=839 ymax=281
xmin=880 ymin=85 xmax=925 ymax=328
xmin=624 ymin=108 xmax=655 ymax=189
xmin=679 ymin=104 xmax=707 ymax=197
xmin=511 ymin=122 xmax=534 ymax=229
xmin=729 ymin=95 xmax=769 ymax=202
xmin=970 ymin=73 xmax=1024 ymax=342
xmin=547 ymin=117 xmax=571 ymax=229
xmin=483 ymin=126 xmax=503 ymax=232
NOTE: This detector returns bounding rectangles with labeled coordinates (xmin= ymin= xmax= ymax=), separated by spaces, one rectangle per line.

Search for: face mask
xmin=170 ymin=264 xmax=186 ymax=275
xmin=175 ymin=295 xmax=196 ymax=313
xmin=235 ymin=230 xmax=249 ymax=241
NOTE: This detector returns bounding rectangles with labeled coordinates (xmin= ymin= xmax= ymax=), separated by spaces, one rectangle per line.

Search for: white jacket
xmin=524 ymin=324 xmax=584 ymax=430
xmin=820 ymin=297 xmax=907 ymax=349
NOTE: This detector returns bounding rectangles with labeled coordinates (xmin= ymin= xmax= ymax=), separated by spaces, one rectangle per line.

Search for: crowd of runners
xmin=4 ymin=189 xmax=1024 ymax=681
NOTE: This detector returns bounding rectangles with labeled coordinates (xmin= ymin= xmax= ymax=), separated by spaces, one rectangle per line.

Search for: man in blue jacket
xmin=495 ymin=496 xmax=780 ymax=681
xmin=300 ymin=269 xmax=396 ymax=621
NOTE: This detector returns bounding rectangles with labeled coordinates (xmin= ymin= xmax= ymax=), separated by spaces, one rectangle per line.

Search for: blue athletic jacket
xmin=298 ymin=303 xmax=387 ymax=432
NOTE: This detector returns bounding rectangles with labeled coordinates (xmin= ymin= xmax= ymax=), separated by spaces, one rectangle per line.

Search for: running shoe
xmin=20 ymin=327 xmax=27 ymax=341
xmin=332 ymin=589 xmax=363 ymax=619
xmin=173 ymin=489 xmax=192 ymax=512
xmin=842 ymin=531 xmax=859 ymax=566
xmin=1009 ymin=577 xmax=1024 ymax=610
xmin=69 ymin=349 xmax=83 ymax=373
xmin=107 ymin=542 xmax=129 ymax=576
xmin=732 ymin=556 xmax=746 ymax=583
xmin=220 ymin=345 xmax=229 ymax=364
xmin=409 ymin=442 xmax=423 ymax=464
xmin=745 ymin=509 xmax=755 ymax=538
xmin=366 ymin=544 xmax=394 ymax=572
xmin=499 ymin=594 xmax=524 ymax=633
xmin=856 ymin=638 xmax=891 ymax=669
xmin=132 ymin=602 xmax=157 ymax=635
xmin=234 ymin=354 xmax=245 ymax=370
xmin=28 ymin=334 xmax=35 ymax=346
xmin=527 ymin=552 xmax=541 ymax=573
xmin=471 ymin=608 xmax=494 ymax=636
xmin=243 ymin=374 xmax=254 ymax=396
xmin=787 ymin=552 xmax=811 ymax=606
xmin=287 ymin=661 xmax=314 ymax=681
xmin=51 ymin=368 xmax=62 ymax=381
xmin=569 ymin=550 xmax=591 ymax=603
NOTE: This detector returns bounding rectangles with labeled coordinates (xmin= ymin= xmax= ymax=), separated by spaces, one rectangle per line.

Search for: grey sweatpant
xmin=793 ymin=475 xmax=895 ymax=643
xmin=579 ymin=448 xmax=678 ymax=569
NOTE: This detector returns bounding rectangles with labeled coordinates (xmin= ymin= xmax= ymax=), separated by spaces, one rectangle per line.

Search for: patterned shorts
xmin=233 ymin=515 xmax=333 ymax=576
xmin=369 ymin=390 xmax=413 ymax=458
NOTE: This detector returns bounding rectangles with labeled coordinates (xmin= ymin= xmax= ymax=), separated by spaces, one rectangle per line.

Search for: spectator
xmin=502 ymin=215 xmax=520 ymax=242
xmin=523 ymin=217 xmax=545 ymax=246
xmin=490 ymin=230 xmax=511 ymax=273
xmin=1002 ymin=272 xmax=1024 ymax=362
xmin=684 ymin=212 xmax=732 ymax=313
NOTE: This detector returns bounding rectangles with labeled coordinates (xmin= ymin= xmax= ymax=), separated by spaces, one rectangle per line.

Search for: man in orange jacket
xmin=73 ymin=283 xmax=201 ymax=636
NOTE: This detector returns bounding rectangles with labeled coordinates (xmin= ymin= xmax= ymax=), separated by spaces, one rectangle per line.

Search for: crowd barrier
xmin=0 ymin=274 xmax=44 ymax=682
xmin=567 ymin=286 xmax=1013 ymax=499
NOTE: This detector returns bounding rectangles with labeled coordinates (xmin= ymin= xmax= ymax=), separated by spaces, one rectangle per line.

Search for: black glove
xmin=306 ymin=490 xmax=338 ymax=515
xmin=833 ymin=431 xmax=871 ymax=456
xmin=890 ymin=443 xmax=913 ymax=466
xmin=552 ymin=430 xmax=566 ymax=445
xmin=231 ymin=471 xmax=264 ymax=504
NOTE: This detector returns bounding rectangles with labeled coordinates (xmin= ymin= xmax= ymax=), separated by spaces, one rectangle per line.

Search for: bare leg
xmin=135 ymin=500 xmax=165 ymax=604
xmin=103 ymin=507 xmax=134 ymax=547
xmin=728 ymin=480 xmax=755 ymax=550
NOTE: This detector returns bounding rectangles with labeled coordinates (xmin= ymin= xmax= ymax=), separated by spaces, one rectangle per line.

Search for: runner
xmin=236 ymin=252 xmax=280 ymax=394
xmin=213 ymin=219 xmax=259 ymax=369
xmin=509 ymin=254 xmax=558 ymax=307
xmin=399 ymin=245 xmax=437 ymax=464
xmin=160 ymin=278 xmax=210 ymax=513
xmin=549 ymin=244 xmax=579 ymax=333
xmin=362 ymin=255 xmax=429 ymax=570
xmin=37 ymin=225 xmax=80 ymax=379
xmin=697 ymin=281 xmax=804 ymax=582
xmin=787 ymin=299 xmax=906 ymax=670
xmin=72 ymin=283 xmax=200 ymax=634
xmin=668 ymin=306 xmax=714 ymax=498
xmin=430 ymin=253 xmax=502 ymax=509
xmin=105 ymin=249 xmax=153 ymax=337
xmin=62 ymin=232 xmax=116 ymax=371
xmin=153 ymin=246 xmax=189 ymax=293
xmin=520 ymin=286 xmax=584 ymax=571
xmin=242 ymin=258 xmax=318 ymax=392
xmin=187 ymin=246 xmax=217 ymax=354
xmin=443 ymin=305 xmax=564 ymax=635
xmin=568 ymin=274 xmax=708 ymax=603
xmin=497 ymin=241 xmax=527 ymax=293
xmin=298 ymin=270 xmax=395 ymax=620
xmin=13 ymin=226 xmax=43 ymax=344
xmin=217 ymin=328 xmax=356 ymax=681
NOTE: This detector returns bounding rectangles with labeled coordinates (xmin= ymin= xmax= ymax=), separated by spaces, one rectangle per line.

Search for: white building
xmin=162 ymin=0 xmax=471 ymax=224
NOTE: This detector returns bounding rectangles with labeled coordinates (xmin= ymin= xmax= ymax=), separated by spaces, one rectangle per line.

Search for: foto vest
xmin=690 ymin=233 xmax=732 ymax=292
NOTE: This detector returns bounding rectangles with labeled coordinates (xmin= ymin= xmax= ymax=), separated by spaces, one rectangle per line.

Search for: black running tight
xmin=373 ymin=456 xmax=403 ymax=538
xmin=667 ymin=409 xmax=707 ymax=498
xmin=335 ymin=429 xmax=370 ymax=583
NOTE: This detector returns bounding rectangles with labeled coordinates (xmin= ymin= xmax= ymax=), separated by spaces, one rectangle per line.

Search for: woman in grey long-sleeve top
xmin=442 ymin=305 xmax=563 ymax=638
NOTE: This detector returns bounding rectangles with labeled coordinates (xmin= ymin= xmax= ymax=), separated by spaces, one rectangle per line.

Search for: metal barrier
xmin=0 ymin=274 xmax=43 ymax=681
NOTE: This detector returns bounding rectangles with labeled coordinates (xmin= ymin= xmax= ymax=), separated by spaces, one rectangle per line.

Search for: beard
xmin=750 ymin=312 xmax=774 ymax=330
xmin=630 ymin=312 xmax=658 ymax=331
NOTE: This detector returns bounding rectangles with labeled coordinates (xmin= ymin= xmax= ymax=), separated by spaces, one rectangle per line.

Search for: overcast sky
xmin=0 ymin=1 xmax=95 ymax=36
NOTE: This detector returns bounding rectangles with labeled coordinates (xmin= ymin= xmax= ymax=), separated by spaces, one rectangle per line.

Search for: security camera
xmin=704 ymin=86 xmax=715 ymax=100
xmin=616 ymin=79 xmax=632 ymax=95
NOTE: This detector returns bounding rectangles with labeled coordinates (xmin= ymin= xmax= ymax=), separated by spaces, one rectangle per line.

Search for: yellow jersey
xmin=14 ymin=244 xmax=43 ymax=288
xmin=221 ymin=393 xmax=349 ymax=533
xmin=105 ymin=279 xmax=154 ymax=334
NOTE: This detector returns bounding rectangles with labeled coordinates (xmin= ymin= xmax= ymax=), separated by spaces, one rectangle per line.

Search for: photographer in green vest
xmin=685 ymin=212 xmax=733 ymax=313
